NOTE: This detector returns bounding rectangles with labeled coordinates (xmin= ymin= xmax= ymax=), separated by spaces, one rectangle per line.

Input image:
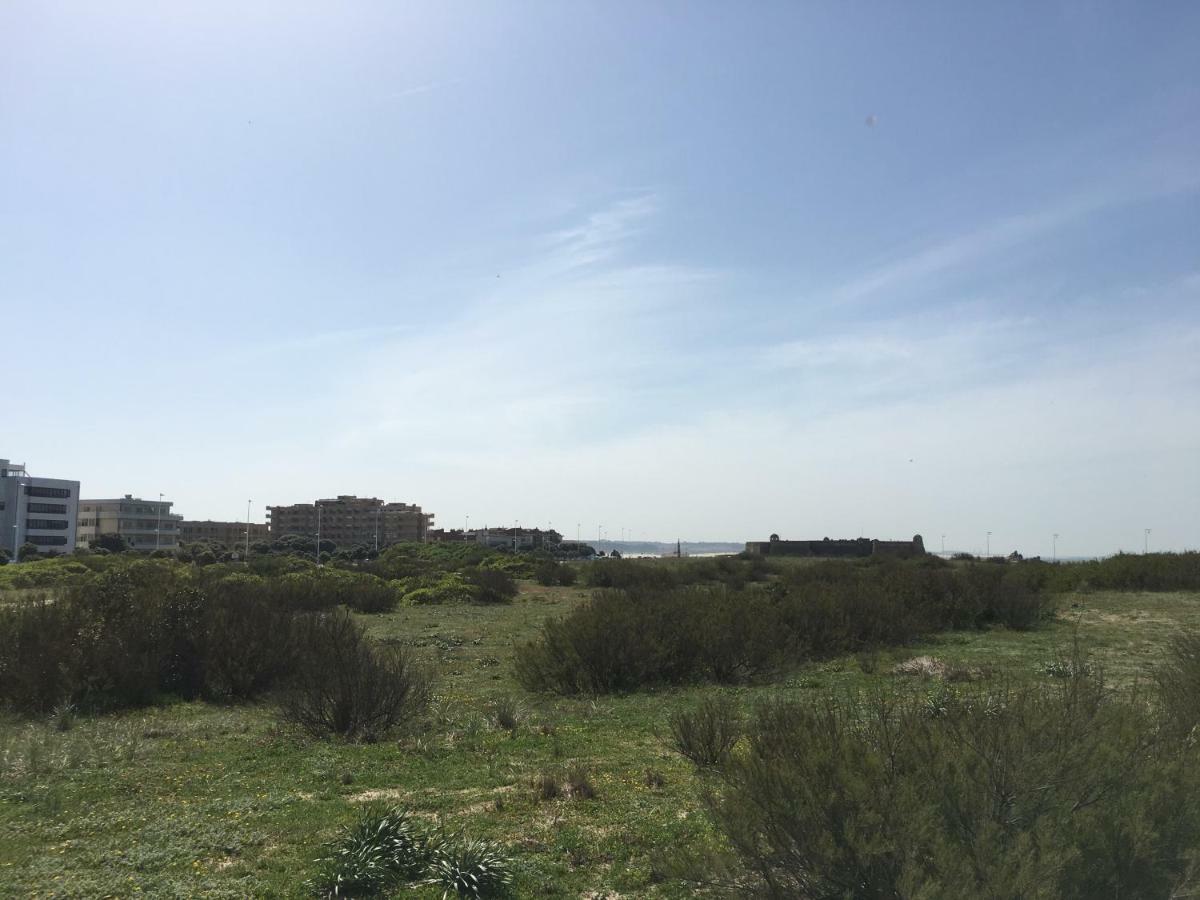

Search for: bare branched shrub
xmin=1158 ymin=629 xmax=1200 ymax=738
xmin=668 ymin=695 xmax=742 ymax=771
xmin=280 ymin=611 xmax=432 ymax=741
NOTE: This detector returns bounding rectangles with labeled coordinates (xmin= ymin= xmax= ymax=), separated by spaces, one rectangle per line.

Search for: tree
xmin=90 ymin=533 xmax=130 ymax=554
xmin=17 ymin=542 xmax=40 ymax=562
xmin=0 ymin=547 xmax=9 ymax=566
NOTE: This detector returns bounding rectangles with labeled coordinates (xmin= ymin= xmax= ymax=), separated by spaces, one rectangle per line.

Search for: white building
xmin=76 ymin=495 xmax=182 ymax=552
xmin=0 ymin=458 xmax=80 ymax=557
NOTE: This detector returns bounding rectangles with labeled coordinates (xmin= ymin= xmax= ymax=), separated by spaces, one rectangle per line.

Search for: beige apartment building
xmin=77 ymin=495 xmax=182 ymax=552
xmin=179 ymin=520 xmax=271 ymax=547
xmin=267 ymin=495 xmax=433 ymax=548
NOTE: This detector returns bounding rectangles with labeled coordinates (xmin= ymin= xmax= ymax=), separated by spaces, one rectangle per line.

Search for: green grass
xmin=1 ymin=584 xmax=1197 ymax=897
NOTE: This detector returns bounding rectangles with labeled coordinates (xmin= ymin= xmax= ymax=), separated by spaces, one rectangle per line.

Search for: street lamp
xmin=316 ymin=502 xmax=323 ymax=567
xmin=1053 ymin=533 xmax=1059 ymax=562
xmin=986 ymin=531 xmax=991 ymax=558
xmin=1144 ymin=528 xmax=1151 ymax=555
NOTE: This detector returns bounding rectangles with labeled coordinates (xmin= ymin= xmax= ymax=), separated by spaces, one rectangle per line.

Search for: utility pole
xmin=245 ymin=499 xmax=252 ymax=560
xmin=986 ymin=531 xmax=991 ymax=558
xmin=1144 ymin=528 xmax=1151 ymax=555
xmin=1053 ymin=533 xmax=1059 ymax=562
xmin=155 ymin=493 xmax=164 ymax=552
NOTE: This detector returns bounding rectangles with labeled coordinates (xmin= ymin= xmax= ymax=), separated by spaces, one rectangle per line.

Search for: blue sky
xmin=3 ymin=1 xmax=1198 ymax=555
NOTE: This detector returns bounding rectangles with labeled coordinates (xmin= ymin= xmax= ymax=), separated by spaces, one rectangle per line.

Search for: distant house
xmin=471 ymin=527 xmax=563 ymax=551
xmin=745 ymin=534 xmax=925 ymax=558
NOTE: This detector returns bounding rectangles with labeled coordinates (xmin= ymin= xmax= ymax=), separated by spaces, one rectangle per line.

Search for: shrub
xmin=533 ymin=561 xmax=560 ymax=587
xmin=280 ymin=611 xmax=432 ymax=741
xmin=203 ymin=583 xmax=298 ymax=699
xmin=467 ymin=568 xmax=518 ymax=604
xmin=668 ymin=696 xmax=742 ymax=770
xmin=518 ymin=560 xmax=1054 ymax=695
xmin=699 ymin=662 xmax=1200 ymax=899
xmin=1158 ymin=629 xmax=1200 ymax=738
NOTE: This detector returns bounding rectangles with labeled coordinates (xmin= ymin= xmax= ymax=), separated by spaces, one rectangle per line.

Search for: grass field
xmin=2 ymin=582 xmax=1196 ymax=898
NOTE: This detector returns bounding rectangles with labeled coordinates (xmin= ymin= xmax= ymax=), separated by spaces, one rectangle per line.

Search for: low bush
xmin=467 ymin=568 xmax=518 ymax=604
xmin=280 ymin=611 xmax=431 ymax=741
xmin=515 ymin=586 xmax=781 ymax=694
xmin=668 ymin=695 xmax=742 ymax=771
xmin=697 ymin=656 xmax=1200 ymax=899
xmin=1157 ymin=629 xmax=1200 ymax=738
xmin=517 ymin=560 xmax=1055 ymax=695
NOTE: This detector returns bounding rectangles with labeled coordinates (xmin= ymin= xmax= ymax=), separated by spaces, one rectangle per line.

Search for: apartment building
xmin=76 ymin=495 xmax=182 ymax=552
xmin=267 ymin=495 xmax=433 ymax=548
xmin=179 ymin=520 xmax=271 ymax=547
xmin=0 ymin=458 xmax=80 ymax=557
xmin=472 ymin=527 xmax=563 ymax=551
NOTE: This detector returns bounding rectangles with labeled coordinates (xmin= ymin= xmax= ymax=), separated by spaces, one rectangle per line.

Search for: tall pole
xmin=316 ymin=503 xmax=323 ymax=567
xmin=465 ymin=513 xmax=470 ymax=533
xmin=986 ymin=531 xmax=991 ymax=558
xmin=576 ymin=523 xmax=580 ymax=541
xmin=1053 ymin=533 xmax=1059 ymax=562
xmin=1144 ymin=528 xmax=1151 ymax=555
xmin=941 ymin=534 xmax=945 ymax=555
xmin=155 ymin=493 xmax=163 ymax=552
xmin=245 ymin=499 xmax=252 ymax=559
xmin=13 ymin=478 xmax=25 ymax=559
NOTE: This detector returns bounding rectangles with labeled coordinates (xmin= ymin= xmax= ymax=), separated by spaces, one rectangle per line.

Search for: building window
xmin=24 ymin=486 xmax=71 ymax=499
xmin=27 ymin=502 xmax=67 ymax=514
xmin=26 ymin=519 xmax=70 ymax=530
xmin=27 ymin=535 xmax=68 ymax=546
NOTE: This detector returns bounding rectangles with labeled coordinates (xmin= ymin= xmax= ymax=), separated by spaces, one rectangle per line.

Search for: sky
xmin=2 ymin=1 xmax=1198 ymax=557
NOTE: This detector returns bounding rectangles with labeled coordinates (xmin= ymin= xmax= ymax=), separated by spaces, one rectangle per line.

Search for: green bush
xmin=669 ymin=695 xmax=742 ymax=770
xmin=280 ymin=611 xmax=432 ymax=741
xmin=517 ymin=560 xmax=1053 ymax=695
xmin=467 ymin=568 xmax=518 ymax=604
xmin=515 ymin=586 xmax=782 ymax=694
xmin=699 ymin=660 xmax=1200 ymax=898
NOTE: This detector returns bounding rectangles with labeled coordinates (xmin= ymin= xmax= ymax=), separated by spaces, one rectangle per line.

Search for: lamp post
xmin=986 ymin=531 xmax=991 ymax=558
xmin=316 ymin=502 xmax=323 ymax=567
xmin=155 ymin=493 xmax=163 ymax=552
xmin=1144 ymin=528 xmax=1151 ymax=555
xmin=1053 ymin=533 xmax=1059 ymax=562
xmin=245 ymin=499 xmax=252 ymax=560
xmin=12 ymin=478 xmax=26 ymax=560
